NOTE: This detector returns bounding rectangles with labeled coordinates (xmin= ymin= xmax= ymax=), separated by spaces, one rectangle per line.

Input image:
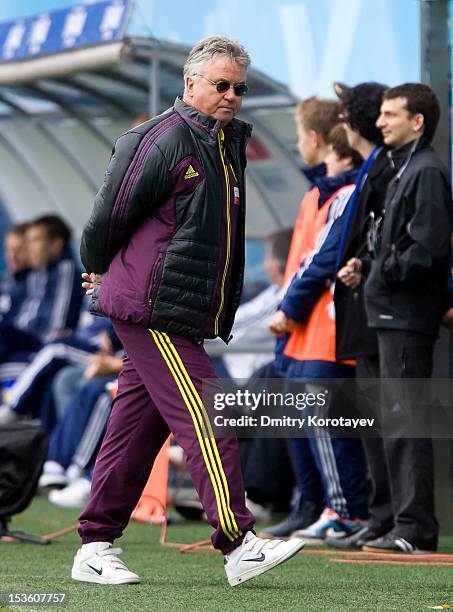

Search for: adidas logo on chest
xmin=184 ymin=164 xmax=199 ymax=179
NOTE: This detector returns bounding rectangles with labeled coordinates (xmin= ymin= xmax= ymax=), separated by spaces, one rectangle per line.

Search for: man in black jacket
xmin=325 ymin=82 xmax=396 ymax=550
xmin=71 ymin=36 xmax=303 ymax=587
xmin=363 ymin=84 xmax=452 ymax=553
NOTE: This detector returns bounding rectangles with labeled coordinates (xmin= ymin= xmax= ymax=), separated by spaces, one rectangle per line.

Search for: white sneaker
xmin=291 ymin=508 xmax=362 ymax=543
xmin=66 ymin=464 xmax=83 ymax=483
xmin=71 ymin=542 xmax=140 ymax=585
xmin=38 ymin=460 xmax=67 ymax=488
xmin=48 ymin=478 xmax=91 ymax=508
xmin=224 ymin=531 xmax=304 ymax=587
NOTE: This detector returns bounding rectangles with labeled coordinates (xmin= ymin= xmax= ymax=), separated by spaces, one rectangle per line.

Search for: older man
xmin=71 ymin=36 xmax=303 ymax=586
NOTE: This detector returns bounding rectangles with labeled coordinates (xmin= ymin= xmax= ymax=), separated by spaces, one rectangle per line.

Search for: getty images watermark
xmin=202 ymin=378 xmax=453 ymax=438
xmin=202 ymin=379 xmax=378 ymax=438
xmin=212 ymin=388 xmax=375 ymax=433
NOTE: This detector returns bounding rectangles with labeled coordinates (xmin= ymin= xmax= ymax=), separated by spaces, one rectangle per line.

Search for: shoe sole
xmin=325 ymin=528 xmax=349 ymax=538
xmin=325 ymin=539 xmax=363 ymax=550
xmin=71 ymin=569 xmax=140 ymax=585
xmin=228 ymin=540 xmax=304 ymax=587
xmin=39 ymin=477 xmax=68 ymax=488
xmin=325 ymin=543 xmax=357 ymax=550
xmin=296 ymin=537 xmax=325 ymax=546
xmin=362 ymin=545 xmax=433 ymax=555
xmin=291 ymin=528 xmax=346 ymax=542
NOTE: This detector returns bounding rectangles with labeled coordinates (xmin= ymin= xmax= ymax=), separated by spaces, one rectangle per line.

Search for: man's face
xmin=376 ymin=97 xmax=423 ymax=149
xmin=184 ymin=55 xmax=246 ymax=126
xmin=4 ymin=232 xmax=29 ymax=274
xmin=26 ymin=225 xmax=62 ymax=268
xmin=296 ymin=121 xmax=318 ymax=166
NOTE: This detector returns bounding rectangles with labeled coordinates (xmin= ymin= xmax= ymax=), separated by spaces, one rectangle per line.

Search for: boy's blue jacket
xmin=280 ymin=168 xmax=358 ymax=323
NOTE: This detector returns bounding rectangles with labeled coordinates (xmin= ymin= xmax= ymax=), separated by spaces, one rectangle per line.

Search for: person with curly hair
xmin=328 ymin=81 xmax=396 ymax=550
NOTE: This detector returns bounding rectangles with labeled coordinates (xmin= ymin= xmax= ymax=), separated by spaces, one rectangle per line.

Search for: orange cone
xmin=131 ymin=436 xmax=171 ymax=525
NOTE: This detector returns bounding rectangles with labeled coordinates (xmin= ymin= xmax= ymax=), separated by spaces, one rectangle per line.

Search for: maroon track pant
xmin=78 ymin=322 xmax=254 ymax=554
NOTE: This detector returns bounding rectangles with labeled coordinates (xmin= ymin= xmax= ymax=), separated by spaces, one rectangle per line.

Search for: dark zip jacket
xmin=335 ymin=148 xmax=395 ymax=359
xmin=80 ymin=97 xmax=252 ymax=343
xmin=365 ymin=138 xmax=453 ymax=337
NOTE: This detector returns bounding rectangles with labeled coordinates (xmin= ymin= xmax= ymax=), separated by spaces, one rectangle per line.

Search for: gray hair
xmin=183 ymin=36 xmax=250 ymax=79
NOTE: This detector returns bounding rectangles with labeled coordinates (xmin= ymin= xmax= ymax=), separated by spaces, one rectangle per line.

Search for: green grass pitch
xmin=1 ymin=496 xmax=453 ymax=611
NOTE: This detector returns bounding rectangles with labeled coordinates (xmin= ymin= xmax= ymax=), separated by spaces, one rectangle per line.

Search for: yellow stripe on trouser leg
xmin=160 ymin=332 xmax=242 ymax=538
xmin=150 ymin=330 xmax=235 ymax=541
xmin=153 ymin=330 xmax=241 ymax=540
xmin=149 ymin=330 xmax=237 ymax=542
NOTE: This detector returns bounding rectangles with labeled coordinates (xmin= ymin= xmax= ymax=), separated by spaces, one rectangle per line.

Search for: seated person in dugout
xmin=0 ymin=223 xmax=32 ymax=384
xmin=0 ymin=215 xmax=84 ymax=368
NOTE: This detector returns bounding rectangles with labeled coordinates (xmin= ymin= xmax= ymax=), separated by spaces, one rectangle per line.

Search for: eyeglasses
xmin=194 ymin=74 xmax=248 ymax=96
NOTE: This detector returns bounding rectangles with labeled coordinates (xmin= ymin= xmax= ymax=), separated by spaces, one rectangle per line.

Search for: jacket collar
xmin=173 ymin=97 xmax=252 ymax=144
xmin=315 ymin=167 xmax=359 ymax=206
xmin=302 ymin=162 xmax=326 ymax=185
xmin=387 ymin=136 xmax=430 ymax=171
xmin=303 ymin=163 xmax=359 ymax=206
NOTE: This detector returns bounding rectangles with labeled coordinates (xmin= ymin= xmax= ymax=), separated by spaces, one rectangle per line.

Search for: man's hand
xmin=99 ymin=330 xmax=113 ymax=354
xmin=337 ymin=257 xmax=362 ymax=289
xmin=84 ymin=353 xmax=123 ymax=379
xmin=269 ymin=309 xmax=295 ymax=336
xmin=82 ymin=272 xmax=101 ymax=295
